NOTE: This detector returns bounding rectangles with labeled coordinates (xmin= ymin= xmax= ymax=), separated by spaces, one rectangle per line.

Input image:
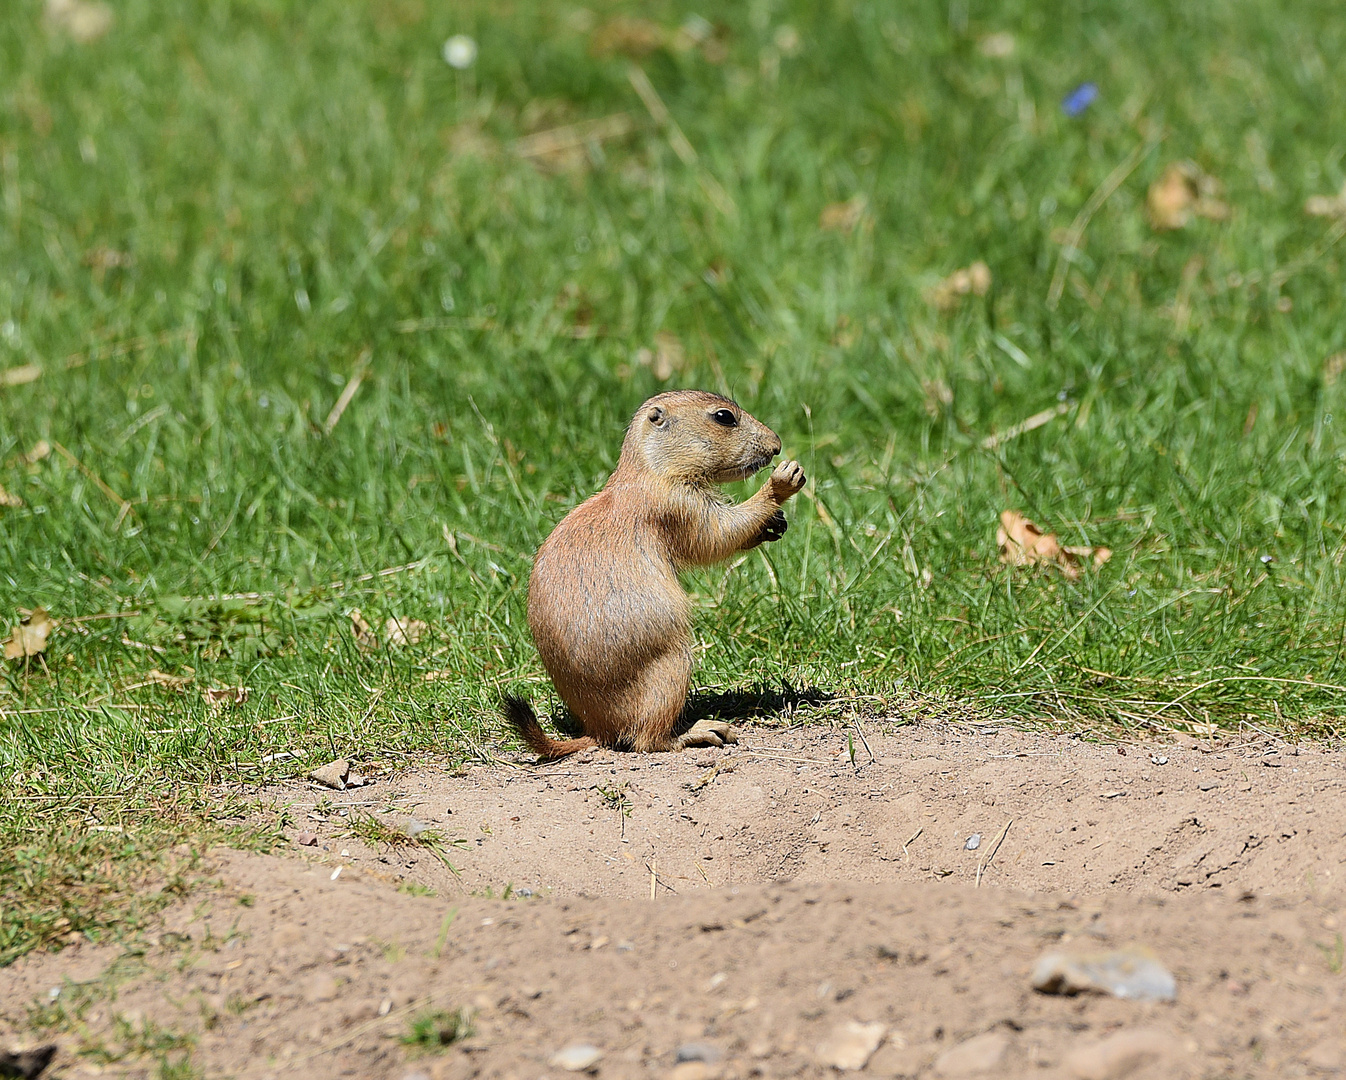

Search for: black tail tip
xmin=501 ymin=694 xmax=534 ymax=727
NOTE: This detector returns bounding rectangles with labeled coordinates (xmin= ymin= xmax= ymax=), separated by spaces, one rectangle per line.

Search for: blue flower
xmin=1061 ymin=82 xmax=1099 ymax=117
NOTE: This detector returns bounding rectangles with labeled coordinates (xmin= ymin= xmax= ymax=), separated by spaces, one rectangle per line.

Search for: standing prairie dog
xmin=504 ymin=390 xmax=806 ymax=758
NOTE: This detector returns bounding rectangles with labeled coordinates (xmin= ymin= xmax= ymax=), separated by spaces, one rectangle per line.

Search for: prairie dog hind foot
xmin=677 ymin=718 xmax=738 ymax=749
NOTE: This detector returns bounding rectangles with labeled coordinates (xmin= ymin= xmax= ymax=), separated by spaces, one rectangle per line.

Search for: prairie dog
xmin=504 ymin=390 xmax=806 ymax=758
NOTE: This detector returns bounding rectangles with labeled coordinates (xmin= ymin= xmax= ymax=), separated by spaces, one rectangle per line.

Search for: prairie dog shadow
xmin=681 ymin=683 xmax=835 ymax=730
xmin=546 ymin=683 xmax=834 ymax=741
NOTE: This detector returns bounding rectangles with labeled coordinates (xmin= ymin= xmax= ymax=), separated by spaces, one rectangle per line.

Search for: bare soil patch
xmin=3 ymin=720 xmax=1344 ymax=1079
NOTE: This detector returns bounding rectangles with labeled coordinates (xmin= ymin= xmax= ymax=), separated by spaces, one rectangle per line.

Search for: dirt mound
xmin=2 ymin=721 xmax=1343 ymax=1079
xmin=262 ymin=720 xmax=1345 ymax=900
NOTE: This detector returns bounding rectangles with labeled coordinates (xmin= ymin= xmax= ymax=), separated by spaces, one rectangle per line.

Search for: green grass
xmin=2 ymin=0 xmax=1346 ymax=962
xmin=402 ymin=1007 xmax=474 ymax=1052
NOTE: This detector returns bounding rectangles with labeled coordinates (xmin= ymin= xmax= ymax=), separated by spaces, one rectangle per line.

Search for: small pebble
xmin=965 ymin=834 xmax=982 ymax=851
xmin=550 ymin=1043 xmax=603 ymax=1072
xmin=295 ymin=832 xmax=318 ymax=847
xmin=676 ymin=1042 xmax=722 ymax=1064
xmin=815 ymin=1020 xmax=887 ymax=1071
xmin=309 ymin=759 xmax=350 ymax=789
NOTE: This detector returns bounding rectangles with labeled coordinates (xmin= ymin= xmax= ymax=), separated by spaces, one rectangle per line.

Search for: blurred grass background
xmin=2 ymin=0 xmax=1346 ymax=960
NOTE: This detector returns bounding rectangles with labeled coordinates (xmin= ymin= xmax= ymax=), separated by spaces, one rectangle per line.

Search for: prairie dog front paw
xmin=768 ymin=459 xmax=807 ymax=504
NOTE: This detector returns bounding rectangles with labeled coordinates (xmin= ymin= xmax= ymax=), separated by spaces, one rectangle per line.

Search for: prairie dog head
xmin=620 ymin=390 xmax=783 ymax=485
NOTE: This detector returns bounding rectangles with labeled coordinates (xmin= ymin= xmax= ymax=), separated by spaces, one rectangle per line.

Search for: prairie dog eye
xmin=711 ymin=408 xmax=738 ymax=428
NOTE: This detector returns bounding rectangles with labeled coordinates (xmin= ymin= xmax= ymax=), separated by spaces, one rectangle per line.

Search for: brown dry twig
xmin=512 ymin=113 xmax=635 ymax=161
xmin=51 ymin=440 xmax=133 ymax=528
xmin=1048 ymin=134 xmax=1162 ymax=309
xmin=975 ymin=819 xmax=1013 ymax=887
xmin=626 ymin=65 xmax=736 ymax=217
xmin=323 ymin=348 xmax=372 ymax=436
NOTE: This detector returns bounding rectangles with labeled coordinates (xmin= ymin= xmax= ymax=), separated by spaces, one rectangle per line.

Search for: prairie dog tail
xmin=502 ymin=696 xmax=596 ymax=759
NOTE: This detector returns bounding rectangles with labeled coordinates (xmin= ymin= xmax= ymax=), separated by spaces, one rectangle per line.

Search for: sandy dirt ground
xmin=3 ymin=719 xmax=1345 ymax=1079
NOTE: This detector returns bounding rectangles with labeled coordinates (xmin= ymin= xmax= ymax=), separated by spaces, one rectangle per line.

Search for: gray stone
xmin=1032 ymin=947 xmax=1176 ymax=1001
xmin=309 ymin=759 xmax=350 ymax=789
xmin=675 ymin=1043 xmax=722 ymax=1064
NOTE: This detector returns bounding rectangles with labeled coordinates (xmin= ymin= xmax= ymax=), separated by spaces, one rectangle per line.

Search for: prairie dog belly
xmin=528 ymin=522 xmax=688 ymax=679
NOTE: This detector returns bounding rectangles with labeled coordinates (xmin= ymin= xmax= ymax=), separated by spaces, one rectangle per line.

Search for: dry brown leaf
xmin=146 ymin=668 xmax=193 ymax=691
xmin=1305 ymin=184 xmax=1346 ymax=219
xmin=3 ymin=608 xmax=54 ymax=660
xmin=512 ymin=113 xmax=634 ymax=171
xmin=82 ymin=247 xmax=134 ymax=282
xmin=997 ymin=510 xmax=1111 ymax=581
xmin=819 ymin=195 xmax=869 ymax=234
xmin=384 ymin=616 xmax=428 ymax=648
xmin=636 ymin=332 xmax=687 ymax=381
xmin=0 ymin=483 xmax=21 ymax=508
xmin=82 ymin=247 xmax=133 ymax=270
xmin=445 ymin=121 xmax=499 ymax=161
xmin=349 ymin=608 xmax=379 ymax=652
xmin=1 ymin=364 xmax=43 ymax=388
xmin=832 ymin=314 xmax=858 ymax=348
xmin=1324 ymin=352 xmax=1346 ymax=387
xmin=24 ymin=440 xmax=52 ymax=465
xmin=1069 ymin=543 xmax=1112 ymax=566
xmin=203 ymin=685 xmax=248 ymax=707
xmin=978 ymin=31 xmax=1016 ymax=57
xmin=927 ymin=261 xmax=992 ymax=310
xmin=589 ymin=16 xmax=667 ymax=58
xmin=921 ymin=378 xmax=953 ymax=418
xmin=1147 ymin=162 xmax=1230 ymax=231
xmin=45 ymin=0 xmax=113 ymax=41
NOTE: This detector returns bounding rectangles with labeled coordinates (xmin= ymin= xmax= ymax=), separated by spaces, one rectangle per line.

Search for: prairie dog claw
xmin=768 ymin=459 xmax=807 ymax=503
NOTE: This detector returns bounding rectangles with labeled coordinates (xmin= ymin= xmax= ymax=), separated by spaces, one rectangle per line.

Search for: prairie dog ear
xmin=647 ymin=405 xmax=668 ymax=428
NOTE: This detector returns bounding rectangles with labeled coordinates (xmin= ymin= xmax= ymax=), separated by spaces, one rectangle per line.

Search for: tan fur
xmin=506 ymin=390 xmax=806 ymax=758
